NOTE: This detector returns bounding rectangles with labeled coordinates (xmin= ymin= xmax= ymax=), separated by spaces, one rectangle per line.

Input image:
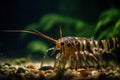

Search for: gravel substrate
xmin=0 ymin=62 xmax=120 ymax=80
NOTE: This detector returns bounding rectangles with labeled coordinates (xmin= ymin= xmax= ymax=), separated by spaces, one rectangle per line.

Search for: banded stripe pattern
xmin=54 ymin=37 xmax=119 ymax=69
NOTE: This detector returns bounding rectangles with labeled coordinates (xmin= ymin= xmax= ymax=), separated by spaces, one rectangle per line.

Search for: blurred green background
xmin=0 ymin=0 xmax=120 ymax=61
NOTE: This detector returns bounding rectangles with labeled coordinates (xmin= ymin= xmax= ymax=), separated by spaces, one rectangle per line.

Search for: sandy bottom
xmin=0 ymin=58 xmax=120 ymax=80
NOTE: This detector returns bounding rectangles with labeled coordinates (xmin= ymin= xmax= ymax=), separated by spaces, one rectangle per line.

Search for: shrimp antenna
xmin=59 ymin=26 xmax=62 ymax=38
xmin=3 ymin=30 xmax=57 ymax=43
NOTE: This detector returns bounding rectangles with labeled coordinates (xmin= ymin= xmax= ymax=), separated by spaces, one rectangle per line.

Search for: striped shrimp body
xmin=53 ymin=37 xmax=119 ymax=69
xmin=3 ymin=29 xmax=119 ymax=69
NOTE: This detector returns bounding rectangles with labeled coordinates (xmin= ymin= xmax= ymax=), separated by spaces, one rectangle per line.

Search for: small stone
xmin=114 ymin=72 xmax=120 ymax=77
xmin=44 ymin=70 xmax=56 ymax=79
xmin=91 ymin=70 xmax=98 ymax=76
xmin=90 ymin=70 xmax=100 ymax=79
xmin=77 ymin=68 xmax=85 ymax=72
xmin=4 ymin=63 xmax=11 ymax=66
xmin=16 ymin=67 xmax=26 ymax=74
xmin=44 ymin=70 xmax=54 ymax=74
xmin=2 ymin=63 xmax=11 ymax=69
xmin=9 ymin=65 xmax=17 ymax=70
xmin=24 ymin=72 xmax=33 ymax=79
xmin=64 ymin=69 xmax=77 ymax=79
xmin=26 ymin=64 xmax=36 ymax=69
xmin=32 ymin=69 xmax=39 ymax=74
xmin=39 ymin=66 xmax=53 ymax=71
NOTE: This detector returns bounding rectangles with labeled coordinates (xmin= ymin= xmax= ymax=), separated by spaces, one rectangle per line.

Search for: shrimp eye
xmin=61 ymin=42 xmax=64 ymax=46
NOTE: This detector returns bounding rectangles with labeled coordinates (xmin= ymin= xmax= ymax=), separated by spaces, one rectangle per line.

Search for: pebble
xmin=64 ymin=69 xmax=76 ymax=79
xmin=4 ymin=63 xmax=11 ymax=66
xmin=26 ymin=64 xmax=36 ymax=69
xmin=39 ymin=66 xmax=53 ymax=71
xmin=44 ymin=70 xmax=56 ymax=79
xmin=91 ymin=70 xmax=98 ymax=76
xmin=16 ymin=67 xmax=26 ymax=74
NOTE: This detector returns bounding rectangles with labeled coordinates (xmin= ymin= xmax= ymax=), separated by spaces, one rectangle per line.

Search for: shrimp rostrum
xmin=3 ymin=28 xmax=120 ymax=69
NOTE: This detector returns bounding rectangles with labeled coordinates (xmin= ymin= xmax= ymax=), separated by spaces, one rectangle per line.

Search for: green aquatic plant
xmin=26 ymin=40 xmax=48 ymax=53
xmin=38 ymin=14 xmax=88 ymax=31
xmin=23 ymin=14 xmax=93 ymax=38
xmin=107 ymin=19 xmax=120 ymax=37
xmin=94 ymin=8 xmax=120 ymax=39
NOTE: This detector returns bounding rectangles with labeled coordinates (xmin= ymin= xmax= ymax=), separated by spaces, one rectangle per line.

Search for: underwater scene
xmin=0 ymin=0 xmax=120 ymax=80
